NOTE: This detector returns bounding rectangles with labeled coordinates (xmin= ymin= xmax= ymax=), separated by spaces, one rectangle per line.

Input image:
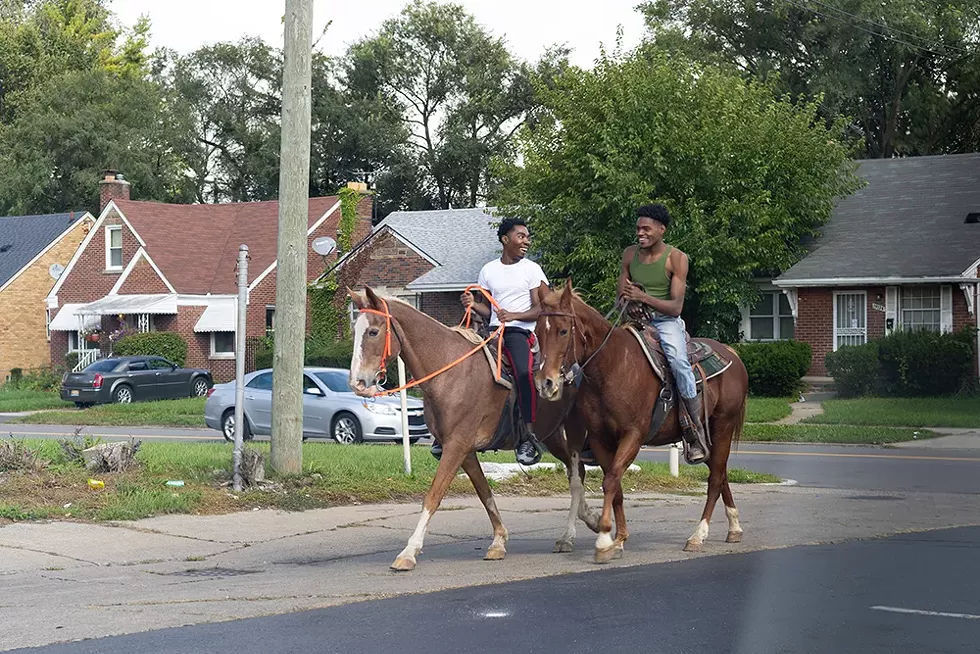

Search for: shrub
xmin=733 ymin=340 xmax=812 ymax=397
xmin=877 ymin=327 xmax=975 ymax=397
xmin=825 ymin=341 xmax=881 ymax=398
xmin=253 ymin=338 xmax=355 ymax=371
xmin=113 ymin=332 xmax=188 ymax=367
xmin=5 ymin=367 xmax=64 ymax=392
xmin=65 ymin=352 xmax=80 ymax=372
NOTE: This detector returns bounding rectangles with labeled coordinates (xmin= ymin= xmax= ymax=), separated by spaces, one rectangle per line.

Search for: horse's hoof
xmin=594 ymin=546 xmax=621 ymax=564
xmin=390 ymin=556 xmax=417 ymax=572
xmin=683 ymin=540 xmax=704 ymax=553
xmin=484 ymin=545 xmax=506 ymax=561
xmin=553 ymin=539 xmax=574 ymax=553
xmin=726 ymin=531 xmax=743 ymax=544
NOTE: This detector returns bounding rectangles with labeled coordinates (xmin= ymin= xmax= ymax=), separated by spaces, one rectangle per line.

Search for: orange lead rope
xmin=359 ymin=285 xmax=506 ymax=397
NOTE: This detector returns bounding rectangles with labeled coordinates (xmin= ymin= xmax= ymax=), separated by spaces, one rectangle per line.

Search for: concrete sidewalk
xmin=3 ymin=484 xmax=980 ymax=652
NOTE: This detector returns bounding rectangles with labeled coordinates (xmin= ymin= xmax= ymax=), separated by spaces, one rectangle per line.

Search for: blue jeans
xmin=652 ymin=316 xmax=697 ymax=399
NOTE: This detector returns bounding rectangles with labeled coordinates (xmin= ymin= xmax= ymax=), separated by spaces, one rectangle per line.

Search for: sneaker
xmin=516 ymin=439 xmax=542 ymax=466
xmin=430 ymin=441 xmax=442 ymax=461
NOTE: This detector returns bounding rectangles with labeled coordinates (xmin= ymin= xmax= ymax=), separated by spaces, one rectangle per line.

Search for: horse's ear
xmin=559 ymin=279 xmax=573 ymax=310
xmin=348 ymin=287 xmax=366 ymax=310
xmin=364 ymin=286 xmax=382 ymax=309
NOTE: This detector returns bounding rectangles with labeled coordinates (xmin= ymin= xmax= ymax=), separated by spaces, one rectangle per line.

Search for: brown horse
xmin=534 ymin=282 xmax=750 ymax=563
xmin=348 ymin=287 xmax=600 ymax=571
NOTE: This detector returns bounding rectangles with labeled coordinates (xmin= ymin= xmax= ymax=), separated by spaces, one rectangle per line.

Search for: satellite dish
xmin=49 ymin=263 xmax=65 ymax=280
xmin=312 ymin=236 xmax=337 ymax=256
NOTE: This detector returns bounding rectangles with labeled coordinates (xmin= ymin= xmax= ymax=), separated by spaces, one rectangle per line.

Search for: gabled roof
xmin=0 ymin=211 xmax=89 ymax=289
xmin=112 ymin=197 xmax=342 ymax=295
xmin=777 ymin=153 xmax=980 ymax=284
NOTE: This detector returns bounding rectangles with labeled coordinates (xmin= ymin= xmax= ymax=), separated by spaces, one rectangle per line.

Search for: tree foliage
xmin=496 ymin=51 xmax=862 ymax=340
xmin=639 ymin=0 xmax=980 ymax=158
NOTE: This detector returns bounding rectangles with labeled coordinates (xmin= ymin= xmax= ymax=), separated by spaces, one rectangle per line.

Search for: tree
xmin=344 ymin=0 xmax=554 ymax=210
xmin=639 ymin=0 xmax=980 ymax=158
xmin=496 ymin=51 xmax=862 ymax=341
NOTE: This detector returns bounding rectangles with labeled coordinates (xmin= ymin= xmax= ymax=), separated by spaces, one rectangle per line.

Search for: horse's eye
xmin=559 ymin=329 xmax=569 ymax=337
xmin=368 ymin=328 xmax=380 ymax=338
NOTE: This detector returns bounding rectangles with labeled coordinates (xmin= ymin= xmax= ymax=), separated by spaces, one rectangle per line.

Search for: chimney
xmin=99 ymin=170 xmax=130 ymax=212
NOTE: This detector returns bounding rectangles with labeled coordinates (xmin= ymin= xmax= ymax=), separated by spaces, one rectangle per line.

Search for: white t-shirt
xmin=477 ymin=258 xmax=550 ymax=332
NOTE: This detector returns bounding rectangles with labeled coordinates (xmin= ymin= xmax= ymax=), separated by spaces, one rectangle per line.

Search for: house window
xmin=748 ymin=292 xmax=795 ymax=340
xmin=211 ymin=331 xmax=235 ymax=358
xmin=45 ymin=309 xmax=51 ymax=342
xmin=69 ymin=331 xmax=99 ymax=352
xmin=900 ymin=286 xmax=942 ymax=332
xmin=105 ymin=226 xmax=123 ymax=270
xmin=265 ymin=307 xmax=275 ymax=336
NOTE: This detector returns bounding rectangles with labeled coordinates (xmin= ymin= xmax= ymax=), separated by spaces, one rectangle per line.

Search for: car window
xmin=303 ymin=375 xmax=320 ymax=393
xmin=86 ymin=359 xmax=122 ymax=373
xmin=149 ymin=359 xmax=173 ymax=370
xmin=314 ymin=371 xmax=352 ymax=393
xmin=246 ymin=372 xmax=273 ymax=391
xmin=127 ymin=361 xmax=148 ymax=372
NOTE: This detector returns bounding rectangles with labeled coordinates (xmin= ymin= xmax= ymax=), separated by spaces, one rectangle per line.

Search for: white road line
xmin=870 ymin=605 xmax=980 ymax=620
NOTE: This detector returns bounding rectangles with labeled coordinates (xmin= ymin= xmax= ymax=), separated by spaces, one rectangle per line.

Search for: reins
xmin=540 ymin=298 xmax=627 ymax=385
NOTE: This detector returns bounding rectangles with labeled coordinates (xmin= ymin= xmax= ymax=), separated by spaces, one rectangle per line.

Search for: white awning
xmin=49 ymin=304 xmax=101 ymax=332
xmin=194 ymin=298 xmax=237 ymax=333
xmin=77 ymin=294 xmax=178 ymax=316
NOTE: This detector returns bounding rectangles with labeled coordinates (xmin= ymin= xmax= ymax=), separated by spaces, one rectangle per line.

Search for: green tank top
xmin=628 ymin=245 xmax=672 ymax=301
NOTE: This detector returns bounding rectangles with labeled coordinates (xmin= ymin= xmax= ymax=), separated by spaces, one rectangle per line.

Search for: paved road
xmin=16 ymin=525 xmax=980 ymax=654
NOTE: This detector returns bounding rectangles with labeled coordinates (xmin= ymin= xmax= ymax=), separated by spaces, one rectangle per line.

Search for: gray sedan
xmin=204 ymin=367 xmax=432 ymax=444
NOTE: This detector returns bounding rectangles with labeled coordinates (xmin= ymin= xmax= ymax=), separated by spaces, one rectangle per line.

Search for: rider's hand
xmin=460 ymin=291 xmax=474 ymax=308
xmin=496 ymin=309 xmax=515 ymax=324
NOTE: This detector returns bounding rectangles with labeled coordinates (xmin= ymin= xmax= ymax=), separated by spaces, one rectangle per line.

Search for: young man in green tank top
xmin=617 ymin=204 xmax=709 ymax=464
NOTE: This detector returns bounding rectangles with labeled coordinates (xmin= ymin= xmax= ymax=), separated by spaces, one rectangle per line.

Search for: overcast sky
xmin=110 ymin=0 xmax=647 ymax=67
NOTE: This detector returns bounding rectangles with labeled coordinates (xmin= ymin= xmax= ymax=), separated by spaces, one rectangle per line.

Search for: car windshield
xmin=314 ymin=371 xmax=352 ymax=393
xmin=85 ymin=359 xmax=122 ymax=373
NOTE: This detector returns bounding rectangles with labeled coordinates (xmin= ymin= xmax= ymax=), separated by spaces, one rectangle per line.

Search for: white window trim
xmin=210 ymin=332 xmax=236 ymax=359
xmin=68 ymin=331 xmax=100 ymax=353
xmin=898 ymin=285 xmax=943 ymax=334
xmin=105 ymin=225 xmax=123 ymax=271
xmin=832 ymin=291 xmax=868 ymax=352
xmin=744 ymin=290 xmax=795 ymax=341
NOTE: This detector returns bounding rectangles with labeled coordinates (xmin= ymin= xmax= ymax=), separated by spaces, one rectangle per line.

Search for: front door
xmin=834 ymin=292 xmax=868 ymax=350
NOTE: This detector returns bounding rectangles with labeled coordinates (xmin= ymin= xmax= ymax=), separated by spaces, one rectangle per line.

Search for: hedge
xmin=732 ymin=340 xmax=812 ymax=397
xmin=113 ymin=332 xmax=188 ymax=367
xmin=254 ymin=338 xmax=354 ymax=371
xmin=825 ymin=327 xmax=977 ymax=398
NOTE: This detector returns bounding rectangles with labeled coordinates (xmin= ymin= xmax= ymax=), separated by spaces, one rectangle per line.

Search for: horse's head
xmin=348 ymin=286 xmax=400 ymax=397
xmin=534 ymin=279 xmax=582 ymax=402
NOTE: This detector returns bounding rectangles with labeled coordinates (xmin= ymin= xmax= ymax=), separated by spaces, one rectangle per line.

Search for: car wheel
xmin=192 ymin=377 xmax=210 ymax=397
xmin=113 ymin=385 xmax=133 ymax=404
xmin=331 ymin=412 xmax=362 ymax=445
xmin=221 ymin=410 xmax=252 ymax=443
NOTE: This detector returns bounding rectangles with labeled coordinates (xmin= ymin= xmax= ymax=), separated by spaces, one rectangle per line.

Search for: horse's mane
xmin=541 ymin=285 xmax=611 ymax=328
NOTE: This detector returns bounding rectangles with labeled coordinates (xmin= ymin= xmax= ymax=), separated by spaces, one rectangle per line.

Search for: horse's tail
xmin=731 ymin=391 xmax=747 ymax=453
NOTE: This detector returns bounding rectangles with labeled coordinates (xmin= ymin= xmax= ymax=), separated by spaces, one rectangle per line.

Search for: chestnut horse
xmin=348 ymin=287 xmax=600 ymax=571
xmin=534 ymin=282 xmax=750 ymax=563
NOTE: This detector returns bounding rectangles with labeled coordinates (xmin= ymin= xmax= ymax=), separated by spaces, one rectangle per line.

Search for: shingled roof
xmin=0 ymin=212 xmax=87 ymax=288
xmin=777 ymin=153 xmax=980 ymax=284
xmin=114 ymin=197 xmax=343 ymax=294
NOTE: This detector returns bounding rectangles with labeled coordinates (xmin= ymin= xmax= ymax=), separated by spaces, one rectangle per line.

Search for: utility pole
xmin=271 ymin=0 xmax=313 ymax=474
xmin=233 ymin=245 xmax=249 ymax=491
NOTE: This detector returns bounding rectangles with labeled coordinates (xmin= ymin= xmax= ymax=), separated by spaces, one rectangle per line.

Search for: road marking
xmin=479 ymin=610 xmax=510 ymax=618
xmin=871 ymin=605 xmax=980 ymax=620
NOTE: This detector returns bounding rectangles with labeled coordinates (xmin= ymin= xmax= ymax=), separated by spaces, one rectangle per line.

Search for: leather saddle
xmin=625 ymin=322 xmax=730 ymax=387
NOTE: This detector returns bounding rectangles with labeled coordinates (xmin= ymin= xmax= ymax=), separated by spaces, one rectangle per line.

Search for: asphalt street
xmin=15 ymin=525 xmax=980 ymax=654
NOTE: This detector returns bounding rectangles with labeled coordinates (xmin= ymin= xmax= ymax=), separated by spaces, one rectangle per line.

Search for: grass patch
xmin=804 ymin=397 xmax=980 ymax=429
xmin=12 ymin=398 xmax=207 ymax=427
xmin=0 ymin=440 xmax=778 ymax=522
xmin=742 ymin=424 xmax=935 ymax=444
xmin=0 ymin=389 xmax=71 ymax=413
xmin=745 ymin=397 xmax=793 ymax=423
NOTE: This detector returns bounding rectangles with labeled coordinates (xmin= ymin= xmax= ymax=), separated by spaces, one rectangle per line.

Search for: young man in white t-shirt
xmin=430 ymin=218 xmax=549 ymax=465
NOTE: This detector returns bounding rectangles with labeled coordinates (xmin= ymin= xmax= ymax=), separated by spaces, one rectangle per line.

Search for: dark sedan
xmin=61 ymin=356 xmax=213 ymax=407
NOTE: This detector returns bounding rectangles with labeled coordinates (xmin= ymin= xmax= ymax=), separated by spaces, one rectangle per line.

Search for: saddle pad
xmin=625 ymin=325 xmax=732 ymax=385
xmin=451 ymin=327 xmax=513 ymax=390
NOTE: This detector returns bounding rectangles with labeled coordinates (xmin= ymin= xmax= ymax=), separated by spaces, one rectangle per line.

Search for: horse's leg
xmin=391 ymin=443 xmax=469 ymax=572
xmin=554 ymin=450 xmax=583 ymax=553
xmin=593 ymin=431 xmax=642 ymax=564
xmin=459 ymin=452 xmax=509 ymax=560
xmin=577 ymin=456 xmax=601 ymax=533
xmin=612 ymin=484 xmax=628 ymax=554
xmin=684 ymin=417 xmax=736 ymax=553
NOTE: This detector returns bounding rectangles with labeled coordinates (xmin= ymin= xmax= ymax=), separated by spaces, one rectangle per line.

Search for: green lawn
xmin=745 ymin=397 xmax=793 ymax=423
xmin=742 ymin=424 xmax=936 ymax=445
xmin=13 ymin=397 xmax=207 ymax=427
xmin=0 ymin=440 xmax=779 ymax=522
xmin=0 ymin=390 xmax=71 ymax=413
xmin=804 ymin=397 xmax=980 ymax=429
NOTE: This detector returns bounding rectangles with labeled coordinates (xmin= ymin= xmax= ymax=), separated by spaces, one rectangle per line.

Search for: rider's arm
xmin=617 ymin=247 xmax=634 ymax=299
xmin=638 ymin=250 xmax=688 ymax=317
xmin=504 ymin=281 xmax=550 ymax=323
xmin=462 ymin=290 xmax=492 ymax=319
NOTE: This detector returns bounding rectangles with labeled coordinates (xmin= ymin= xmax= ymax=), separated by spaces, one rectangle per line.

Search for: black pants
xmin=502 ymin=327 xmax=536 ymax=426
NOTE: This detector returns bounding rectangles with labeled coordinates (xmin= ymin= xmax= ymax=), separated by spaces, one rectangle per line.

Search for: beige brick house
xmin=46 ymin=172 xmax=372 ymax=381
xmin=0 ymin=210 xmax=94 ymax=380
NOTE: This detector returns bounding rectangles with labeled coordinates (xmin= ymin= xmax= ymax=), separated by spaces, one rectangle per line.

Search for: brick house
xmin=46 ymin=172 xmax=372 ymax=381
xmin=328 ymin=207 xmax=504 ymax=326
xmin=0 ymin=211 xmax=94 ymax=379
xmin=739 ymin=154 xmax=980 ymax=376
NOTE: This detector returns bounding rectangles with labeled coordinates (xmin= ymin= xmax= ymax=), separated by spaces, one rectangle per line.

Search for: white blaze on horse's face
xmin=349 ymin=312 xmax=374 ymax=396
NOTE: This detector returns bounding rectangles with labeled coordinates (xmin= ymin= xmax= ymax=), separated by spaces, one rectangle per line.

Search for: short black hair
xmin=637 ymin=204 xmax=671 ymax=228
xmin=497 ymin=217 xmax=527 ymax=243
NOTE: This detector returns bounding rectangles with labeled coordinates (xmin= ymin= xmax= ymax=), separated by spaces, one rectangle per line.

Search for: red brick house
xmin=328 ymin=207 xmax=504 ymax=327
xmin=46 ymin=172 xmax=372 ymax=381
xmin=740 ymin=154 xmax=980 ymax=376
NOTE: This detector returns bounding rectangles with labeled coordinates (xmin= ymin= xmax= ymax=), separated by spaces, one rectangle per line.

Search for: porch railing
xmin=72 ymin=349 xmax=100 ymax=372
